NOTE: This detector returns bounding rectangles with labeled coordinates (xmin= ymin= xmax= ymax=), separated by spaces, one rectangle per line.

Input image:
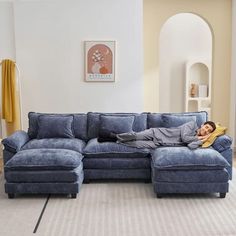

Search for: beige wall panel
xmin=144 ymin=0 xmax=232 ymax=129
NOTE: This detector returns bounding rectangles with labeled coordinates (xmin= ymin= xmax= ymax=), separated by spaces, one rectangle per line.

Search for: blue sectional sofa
xmin=2 ymin=111 xmax=233 ymax=199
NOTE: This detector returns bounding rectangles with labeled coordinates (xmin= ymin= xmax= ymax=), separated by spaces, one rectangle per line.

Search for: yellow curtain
xmin=1 ymin=59 xmax=21 ymax=136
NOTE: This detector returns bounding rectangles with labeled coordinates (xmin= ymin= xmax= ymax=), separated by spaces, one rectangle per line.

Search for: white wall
xmin=11 ymin=0 xmax=143 ymax=130
xmin=0 ymin=2 xmax=15 ymax=58
xmin=232 ymin=0 xmax=236 ymax=151
xmin=159 ymin=13 xmax=212 ymax=113
xmin=0 ymin=2 xmax=16 ymax=137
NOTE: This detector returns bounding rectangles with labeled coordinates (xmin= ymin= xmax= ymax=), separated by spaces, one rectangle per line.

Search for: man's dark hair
xmin=204 ymin=121 xmax=216 ymax=132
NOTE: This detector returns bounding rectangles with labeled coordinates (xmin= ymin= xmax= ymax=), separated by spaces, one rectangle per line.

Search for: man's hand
xmin=198 ymin=133 xmax=212 ymax=143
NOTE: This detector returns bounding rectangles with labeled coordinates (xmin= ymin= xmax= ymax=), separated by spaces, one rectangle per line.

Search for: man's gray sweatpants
xmin=116 ymin=129 xmax=158 ymax=148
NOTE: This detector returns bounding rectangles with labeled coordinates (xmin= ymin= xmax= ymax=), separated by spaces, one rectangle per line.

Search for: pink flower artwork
xmin=87 ymin=44 xmax=113 ymax=75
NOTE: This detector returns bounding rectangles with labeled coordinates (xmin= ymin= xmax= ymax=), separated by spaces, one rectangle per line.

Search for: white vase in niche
xmin=92 ymin=62 xmax=101 ymax=74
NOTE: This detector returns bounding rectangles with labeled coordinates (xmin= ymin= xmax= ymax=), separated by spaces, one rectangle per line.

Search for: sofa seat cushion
xmin=83 ymin=157 xmax=150 ymax=169
xmin=84 ymin=169 xmax=150 ymax=180
xmin=5 ymin=165 xmax=83 ymax=183
xmin=5 ymin=149 xmax=83 ymax=171
xmin=22 ymin=138 xmax=85 ymax=153
xmin=83 ymin=138 xmax=150 ymax=158
xmin=151 ymin=147 xmax=230 ymax=170
xmin=152 ymin=169 xmax=229 ymax=183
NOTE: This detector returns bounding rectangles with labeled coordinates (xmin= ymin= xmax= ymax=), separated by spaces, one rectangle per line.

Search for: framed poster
xmin=84 ymin=41 xmax=115 ymax=82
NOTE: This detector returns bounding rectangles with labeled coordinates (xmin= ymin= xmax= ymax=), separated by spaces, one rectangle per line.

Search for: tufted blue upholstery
xmin=161 ymin=114 xmax=197 ymax=128
xmin=1 ymin=111 xmax=232 ymax=198
xmin=5 ymin=149 xmax=83 ymax=171
xmin=87 ymin=112 xmax=148 ymax=139
xmin=151 ymin=147 xmax=230 ymax=170
xmin=147 ymin=111 xmax=207 ymax=128
xmin=99 ymin=115 xmax=135 ymax=137
xmin=5 ymin=165 xmax=83 ymax=183
xmin=28 ymin=112 xmax=88 ymax=140
xmin=212 ymin=135 xmax=232 ymax=153
xmin=37 ymin=115 xmax=74 ymax=139
xmin=22 ymin=138 xmax=85 ymax=153
xmin=2 ymin=131 xmax=29 ymax=153
xmin=84 ymin=138 xmax=150 ymax=158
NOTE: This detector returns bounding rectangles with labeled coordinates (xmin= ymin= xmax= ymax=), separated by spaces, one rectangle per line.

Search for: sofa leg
xmin=83 ymin=179 xmax=90 ymax=184
xmin=219 ymin=193 xmax=226 ymax=198
xmin=8 ymin=193 xmax=15 ymax=199
xmin=156 ymin=193 xmax=163 ymax=198
xmin=144 ymin=179 xmax=151 ymax=183
xmin=71 ymin=193 xmax=77 ymax=199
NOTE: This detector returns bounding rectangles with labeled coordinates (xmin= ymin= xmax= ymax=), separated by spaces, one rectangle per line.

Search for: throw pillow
xmin=28 ymin=112 xmax=40 ymax=139
xmin=161 ymin=114 xmax=197 ymax=128
xmin=98 ymin=115 xmax=135 ymax=138
xmin=37 ymin=115 xmax=74 ymax=139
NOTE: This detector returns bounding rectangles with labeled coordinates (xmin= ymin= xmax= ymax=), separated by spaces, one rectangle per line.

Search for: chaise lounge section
xmin=151 ymin=147 xmax=230 ymax=198
xmin=1 ymin=111 xmax=233 ymax=198
xmin=4 ymin=148 xmax=83 ymax=199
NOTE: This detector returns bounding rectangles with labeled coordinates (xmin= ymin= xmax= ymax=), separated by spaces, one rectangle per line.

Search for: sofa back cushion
xmin=28 ymin=112 xmax=40 ymax=139
xmin=73 ymin=114 xmax=88 ymax=140
xmin=161 ymin=114 xmax=197 ymax=128
xmin=147 ymin=111 xmax=207 ymax=129
xmin=87 ymin=112 xmax=148 ymax=139
xmin=28 ymin=112 xmax=88 ymax=140
xmin=37 ymin=115 xmax=74 ymax=139
xmin=99 ymin=115 xmax=135 ymax=138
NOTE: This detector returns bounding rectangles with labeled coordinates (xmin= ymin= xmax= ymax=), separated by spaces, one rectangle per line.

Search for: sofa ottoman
xmin=4 ymin=148 xmax=84 ymax=198
xmin=151 ymin=147 xmax=230 ymax=198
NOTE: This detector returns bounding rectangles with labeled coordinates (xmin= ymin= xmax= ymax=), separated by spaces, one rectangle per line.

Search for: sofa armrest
xmin=211 ymin=135 xmax=232 ymax=153
xmin=1 ymin=131 xmax=30 ymax=153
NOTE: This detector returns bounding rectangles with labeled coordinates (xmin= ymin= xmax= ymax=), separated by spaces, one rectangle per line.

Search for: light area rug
xmin=0 ymin=175 xmax=47 ymax=236
xmin=38 ymin=181 xmax=236 ymax=236
xmin=1 ymin=176 xmax=236 ymax=236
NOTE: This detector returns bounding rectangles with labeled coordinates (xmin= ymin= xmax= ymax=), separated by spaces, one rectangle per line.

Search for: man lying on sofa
xmin=98 ymin=121 xmax=216 ymax=149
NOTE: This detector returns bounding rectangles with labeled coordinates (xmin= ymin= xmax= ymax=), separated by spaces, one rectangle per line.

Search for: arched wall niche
xmin=189 ymin=63 xmax=209 ymax=86
xmin=159 ymin=13 xmax=213 ymax=114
